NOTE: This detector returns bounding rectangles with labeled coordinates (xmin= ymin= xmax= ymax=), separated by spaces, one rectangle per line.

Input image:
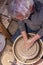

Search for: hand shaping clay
xmin=13 ymin=33 xmax=43 ymax=64
xmin=15 ymin=38 xmax=39 ymax=59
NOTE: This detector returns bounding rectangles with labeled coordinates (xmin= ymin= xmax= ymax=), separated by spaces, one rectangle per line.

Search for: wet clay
xmin=15 ymin=37 xmax=39 ymax=59
xmin=13 ymin=34 xmax=43 ymax=64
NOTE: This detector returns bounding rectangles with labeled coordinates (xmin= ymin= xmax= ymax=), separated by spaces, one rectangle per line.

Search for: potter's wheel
xmin=1 ymin=52 xmax=14 ymax=65
xmin=15 ymin=37 xmax=39 ymax=59
xmin=13 ymin=33 xmax=43 ymax=64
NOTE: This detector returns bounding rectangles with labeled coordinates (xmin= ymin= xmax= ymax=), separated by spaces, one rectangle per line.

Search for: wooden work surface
xmin=0 ymin=22 xmax=11 ymax=39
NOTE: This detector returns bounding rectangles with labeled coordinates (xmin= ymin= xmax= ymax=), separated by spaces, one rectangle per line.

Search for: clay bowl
xmin=12 ymin=33 xmax=43 ymax=65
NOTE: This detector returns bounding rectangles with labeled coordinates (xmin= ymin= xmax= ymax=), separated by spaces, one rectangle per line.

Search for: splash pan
xmin=13 ymin=33 xmax=43 ymax=64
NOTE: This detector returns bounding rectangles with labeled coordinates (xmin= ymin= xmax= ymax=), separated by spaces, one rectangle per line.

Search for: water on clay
xmin=13 ymin=34 xmax=43 ymax=65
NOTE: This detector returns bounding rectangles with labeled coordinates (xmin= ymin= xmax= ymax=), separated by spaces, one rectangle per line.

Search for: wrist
xmin=31 ymin=34 xmax=40 ymax=42
xmin=24 ymin=36 xmax=28 ymax=43
xmin=21 ymin=31 xmax=28 ymax=42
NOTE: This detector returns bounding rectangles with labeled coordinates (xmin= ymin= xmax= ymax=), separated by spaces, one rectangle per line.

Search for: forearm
xmin=31 ymin=34 xmax=41 ymax=42
xmin=21 ymin=31 xmax=28 ymax=42
xmin=34 ymin=27 xmax=43 ymax=42
xmin=21 ymin=31 xmax=41 ymax=43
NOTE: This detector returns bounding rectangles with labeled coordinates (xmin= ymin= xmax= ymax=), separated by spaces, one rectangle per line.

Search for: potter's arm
xmin=18 ymin=21 xmax=28 ymax=42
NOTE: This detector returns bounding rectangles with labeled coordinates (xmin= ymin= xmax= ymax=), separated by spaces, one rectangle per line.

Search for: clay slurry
xmin=15 ymin=37 xmax=39 ymax=60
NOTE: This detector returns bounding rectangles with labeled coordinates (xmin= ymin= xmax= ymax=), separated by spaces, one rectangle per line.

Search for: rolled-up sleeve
xmin=18 ymin=21 xmax=26 ymax=32
xmin=37 ymin=7 xmax=43 ymax=37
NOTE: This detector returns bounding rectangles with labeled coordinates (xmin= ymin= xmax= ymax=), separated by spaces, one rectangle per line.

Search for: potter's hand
xmin=24 ymin=38 xmax=35 ymax=50
xmin=24 ymin=34 xmax=40 ymax=50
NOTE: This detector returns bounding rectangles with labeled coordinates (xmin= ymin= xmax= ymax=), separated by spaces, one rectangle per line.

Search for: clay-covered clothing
xmin=18 ymin=0 xmax=43 ymax=37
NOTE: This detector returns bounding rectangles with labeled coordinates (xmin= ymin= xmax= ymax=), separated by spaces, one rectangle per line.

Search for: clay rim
xmin=12 ymin=33 xmax=43 ymax=64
